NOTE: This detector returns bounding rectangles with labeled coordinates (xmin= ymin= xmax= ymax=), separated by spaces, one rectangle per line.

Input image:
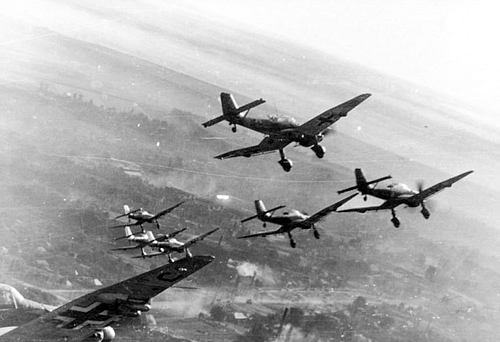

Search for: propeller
xmin=321 ymin=127 xmax=336 ymax=137
xmin=407 ymin=181 xmax=436 ymax=212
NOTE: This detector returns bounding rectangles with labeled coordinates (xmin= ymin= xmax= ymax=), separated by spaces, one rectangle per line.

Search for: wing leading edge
xmin=298 ymin=93 xmax=371 ymax=136
xmin=306 ymin=193 xmax=358 ymax=224
xmin=215 ymin=136 xmax=291 ymax=160
xmin=0 ymin=255 xmax=213 ymax=342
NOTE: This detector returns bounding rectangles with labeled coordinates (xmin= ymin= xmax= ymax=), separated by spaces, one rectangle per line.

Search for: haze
xmin=194 ymin=0 xmax=500 ymax=119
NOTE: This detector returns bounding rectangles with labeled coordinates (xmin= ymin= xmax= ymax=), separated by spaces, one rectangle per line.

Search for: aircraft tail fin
xmin=221 ymin=93 xmax=265 ymax=118
xmin=255 ymin=200 xmax=268 ymax=219
xmin=337 ymin=168 xmax=368 ymax=194
xmin=338 ymin=168 xmax=392 ymax=194
xmin=221 ymin=93 xmax=239 ymax=116
xmin=355 ymin=168 xmax=368 ymax=190
xmin=241 ymin=200 xmax=266 ymax=223
xmin=125 ymin=226 xmax=133 ymax=238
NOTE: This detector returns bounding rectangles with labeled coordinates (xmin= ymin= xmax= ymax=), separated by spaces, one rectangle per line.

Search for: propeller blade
xmin=416 ymin=180 xmax=425 ymax=193
xmin=322 ymin=127 xmax=336 ymax=137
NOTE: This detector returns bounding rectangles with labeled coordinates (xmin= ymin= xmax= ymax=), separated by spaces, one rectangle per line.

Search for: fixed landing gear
xmin=278 ymin=159 xmax=292 ymax=172
xmin=363 ymin=195 xmax=368 ymax=201
xmin=278 ymin=149 xmax=293 ymax=172
xmin=288 ymin=232 xmax=296 ymax=248
xmin=390 ymin=209 xmax=400 ymax=228
xmin=232 ymin=125 xmax=237 ymax=133
xmin=311 ymin=144 xmax=325 ymax=159
xmin=313 ymin=228 xmax=320 ymax=239
xmin=420 ymin=206 xmax=430 ymax=219
xmin=263 ymin=222 xmax=267 ymax=228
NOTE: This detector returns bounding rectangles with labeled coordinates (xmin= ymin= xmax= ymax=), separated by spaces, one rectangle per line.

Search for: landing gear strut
xmin=311 ymin=144 xmax=325 ymax=159
xmin=288 ymin=232 xmax=296 ymax=248
xmin=313 ymin=227 xmax=320 ymax=239
xmin=390 ymin=209 xmax=400 ymax=228
xmin=278 ymin=149 xmax=293 ymax=172
xmin=420 ymin=204 xmax=430 ymax=219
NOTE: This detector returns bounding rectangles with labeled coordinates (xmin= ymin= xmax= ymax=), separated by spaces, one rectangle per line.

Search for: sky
xmin=194 ymin=0 xmax=500 ymax=114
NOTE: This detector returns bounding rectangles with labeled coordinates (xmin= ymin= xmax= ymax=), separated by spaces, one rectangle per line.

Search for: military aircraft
xmin=202 ymin=93 xmax=266 ymax=132
xmin=133 ymin=228 xmax=220 ymax=261
xmin=211 ymin=93 xmax=371 ymax=172
xmin=337 ymin=168 xmax=474 ymax=227
xmin=111 ymin=226 xmax=187 ymax=256
xmin=0 ymin=255 xmax=213 ymax=342
xmin=110 ymin=201 xmax=184 ymax=230
xmin=238 ymin=194 xmax=357 ymax=248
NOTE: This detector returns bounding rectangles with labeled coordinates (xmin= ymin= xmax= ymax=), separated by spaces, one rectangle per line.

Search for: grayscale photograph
xmin=0 ymin=1 xmax=499 ymax=341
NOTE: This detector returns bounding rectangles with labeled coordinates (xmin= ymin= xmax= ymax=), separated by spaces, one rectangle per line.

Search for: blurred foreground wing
xmin=0 ymin=256 xmax=213 ymax=341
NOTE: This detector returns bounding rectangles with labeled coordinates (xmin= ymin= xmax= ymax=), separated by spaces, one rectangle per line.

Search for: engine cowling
xmin=92 ymin=326 xmax=116 ymax=342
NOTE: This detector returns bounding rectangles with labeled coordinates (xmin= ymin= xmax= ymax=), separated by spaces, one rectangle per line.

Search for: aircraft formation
xmin=0 ymin=91 xmax=474 ymax=342
xmin=203 ymin=92 xmax=473 ymax=234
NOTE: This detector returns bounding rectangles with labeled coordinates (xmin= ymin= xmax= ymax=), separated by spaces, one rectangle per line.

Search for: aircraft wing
xmin=298 ymin=93 xmax=371 ymax=136
xmin=238 ymin=227 xmax=285 ymax=239
xmin=183 ymin=228 xmax=220 ymax=248
xmin=152 ymin=201 xmax=185 ymax=220
xmin=306 ymin=194 xmax=358 ymax=223
xmin=132 ymin=251 xmax=166 ymax=259
xmin=408 ymin=170 xmax=474 ymax=204
xmin=0 ymin=256 xmax=213 ymax=342
xmin=215 ymin=136 xmax=291 ymax=159
xmin=111 ymin=245 xmax=142 ymax=251
xmin=337 ymin=201 xmax=398 ymax=213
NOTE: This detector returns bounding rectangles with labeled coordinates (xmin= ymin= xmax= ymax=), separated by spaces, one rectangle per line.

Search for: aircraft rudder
xmin=125 ymin=226 xmax=133 ymax=237
xmin=255 ymin=200 xmax=267 ymax=218
xmin=355 ymin=168 xmax=368 ymax=189
xmin=220 ymin=93 xmax=239 ymax=116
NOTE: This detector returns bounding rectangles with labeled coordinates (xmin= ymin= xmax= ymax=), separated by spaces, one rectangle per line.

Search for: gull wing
xmin=183 ymin=228 xmax=220 ymax=248
xmin=151 ymin=201 xmax=185 ymax=220
xmin=298 ymin=93 xmax=371 ymax=136
xmin=238 ymin=227 xmax=286 ymax=239
xmin=408 ymin=170 xmax=474 ymax=204
xmin=305 ymin=194 xmax=358 ymax=224
xmin=111 ymin=245 xmax=143 ymax=251
xmin=0 ymin=256 xmax=213 ymax=342
xmin=337 ymin=200 xmax=398 ymax=213
xmin=215 ymin=136 xmax=291 ymax=159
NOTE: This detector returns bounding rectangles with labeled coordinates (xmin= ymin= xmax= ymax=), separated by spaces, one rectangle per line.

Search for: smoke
xmin=153 ymin=288 xmax=212 ymax=318
xmin=236 ymin=261 xmax=258 ymax=277
xmin=233 ymin=260 xmax=277 ymax=286
xmin=272 ymin=324 xmax=318 ymax=342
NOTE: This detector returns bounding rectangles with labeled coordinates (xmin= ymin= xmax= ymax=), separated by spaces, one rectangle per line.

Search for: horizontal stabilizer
xmin=236 ymin=98 xmax=265 ymax=115
xmin=366 ymin=175 xmax=392 ymax=186
xmin=202 ymin=115 xmax=225 ymax=128
xmin=337 ymin=185 xmax=358 ymax=195
xmin=241 ymin=204 xmax=286 ymax=223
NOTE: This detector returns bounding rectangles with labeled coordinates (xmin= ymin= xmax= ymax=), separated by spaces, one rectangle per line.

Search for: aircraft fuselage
xmin=229 ymin=116 xmax=298 ymax=135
